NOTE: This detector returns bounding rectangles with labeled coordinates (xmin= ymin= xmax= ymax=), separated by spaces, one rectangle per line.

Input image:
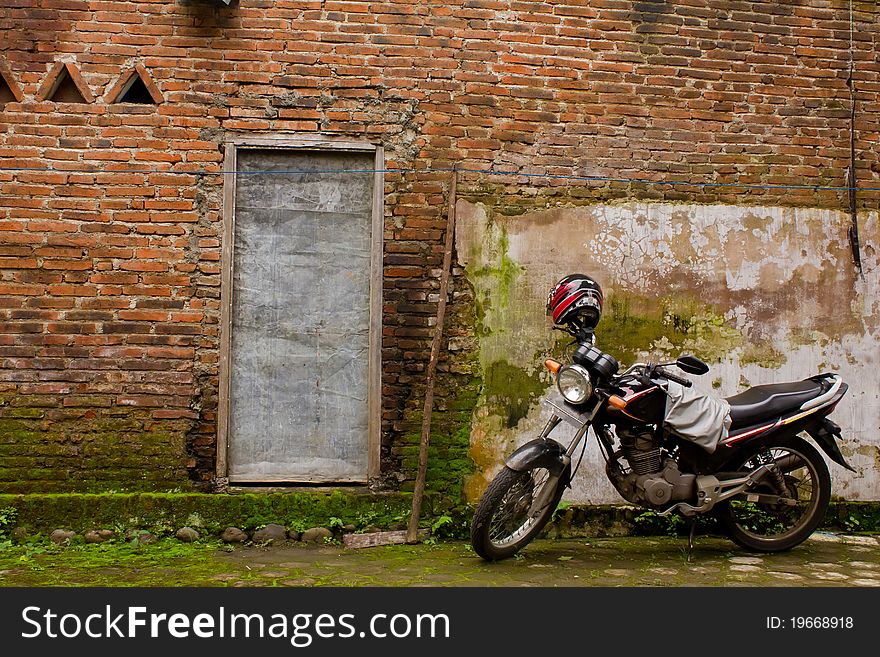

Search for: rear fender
xmin=807 ymin=419 xmax=856 ymax=472
xmin=506 ymin=438 xmax=569 ymax=477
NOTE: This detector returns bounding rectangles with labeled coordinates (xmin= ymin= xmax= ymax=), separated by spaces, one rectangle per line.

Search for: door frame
xmin=216 ymin=136 xmax=384 ymax=483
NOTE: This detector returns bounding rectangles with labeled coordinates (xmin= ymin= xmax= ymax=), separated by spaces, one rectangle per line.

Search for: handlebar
xmin=617 ymin=362 xmax=693 ymax=388
xmin=619 ymin=362 xmax=647 ymax=377
xmin=652 ymin=366 xmax=693 ymax=388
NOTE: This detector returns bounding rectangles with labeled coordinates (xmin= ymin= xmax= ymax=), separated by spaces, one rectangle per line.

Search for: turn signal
xmin=544 ymin=359 xmax=561 ymax=374
xmin=608 ymin=395 xmax=627 ymax=410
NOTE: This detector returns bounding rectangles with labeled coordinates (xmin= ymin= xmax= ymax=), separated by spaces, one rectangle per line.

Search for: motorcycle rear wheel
xmin=470 ymin=464 xmax=567 ymax=561
xmin=717 ymin=435 xmax=830 ymax=553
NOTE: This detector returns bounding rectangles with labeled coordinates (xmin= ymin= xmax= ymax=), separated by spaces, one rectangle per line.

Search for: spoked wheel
xmin=718 ymin=436 xmax=830 ymax=552
xmin=470 ymin=464 xmax=568 ymax=561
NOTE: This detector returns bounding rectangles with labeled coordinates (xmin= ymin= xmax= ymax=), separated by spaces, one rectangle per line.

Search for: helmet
xmin=546 ymin=274 xmax=604 ymax=330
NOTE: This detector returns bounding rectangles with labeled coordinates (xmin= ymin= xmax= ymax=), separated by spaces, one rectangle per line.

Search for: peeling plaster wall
xmin=456 ymin=200 xmax=879 ymax=503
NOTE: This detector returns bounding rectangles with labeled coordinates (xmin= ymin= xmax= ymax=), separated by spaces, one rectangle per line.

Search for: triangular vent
xmin=118 ymin=75 xmax=154 ymax=104
xmin=0 ymin=65 xmax=23 ymax=107
xmin=50 ymin=69 xmax=86 ymax=103
xmin=109 ymin=65 xmax=163 ymax=105
xmin=38 ymin=62 xmax=94 ymax=103
xmin=0 ymin=79 xmax=15 ymax=104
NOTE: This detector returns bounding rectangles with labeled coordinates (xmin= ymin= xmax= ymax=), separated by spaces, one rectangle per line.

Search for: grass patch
xmin=0 ymin=537 xmax=240 ymax=587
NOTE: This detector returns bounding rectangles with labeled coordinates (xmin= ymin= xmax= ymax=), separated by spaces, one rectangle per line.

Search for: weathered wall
xmin=0 ymin=1 xmax=877 ymax=496
xmin=456 ymin=200 xmax=879 ymax=502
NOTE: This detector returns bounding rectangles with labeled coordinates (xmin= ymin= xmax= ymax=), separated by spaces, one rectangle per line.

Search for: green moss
xmin=0 ymin=491 xmax=414 ymax=535
xmin=3 ymin=407 xmax=43 ymax=418
xmin=473 ymin=287 xmax=491 ymax=336
xmin=0 ymin=538 xmax=249 ymax=587
xmin=462 ymin=180 xmax=848 ymax=212
xmin=469 ymin=226 xmax=522 ymax=310
xmin=400 ymin=412 xmax=472 ymax=486
xmin=483 ymin=360 xmax=545 ymax=429
xmin=0 ymin=420 xmax=30 ymax=433
xmin=399 ymin=422 xmax=476 ymax=509
xmin=739 ymin=341 xmax=787 ymax=369
xmin=6 ymin=494 xmax=871 ymax=541
xmin=0 ymin=408 xmax=192 ymax=493
xmin=596 ymin=294 xmax=741 ymax=366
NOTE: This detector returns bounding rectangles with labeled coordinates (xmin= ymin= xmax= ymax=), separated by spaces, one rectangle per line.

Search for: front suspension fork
xmin=538 ymin=415 xmax=562 ymax=440
xmin=529 ymin=399 xmax=604 ymax=518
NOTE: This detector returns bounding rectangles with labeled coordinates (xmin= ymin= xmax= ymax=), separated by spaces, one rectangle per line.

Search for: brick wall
xmin=0 ymin=1 xmax=877 ymax=494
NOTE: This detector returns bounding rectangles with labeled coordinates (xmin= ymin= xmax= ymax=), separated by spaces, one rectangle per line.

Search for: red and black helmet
xmin=546 ymin=274 xmax=604 ymax=330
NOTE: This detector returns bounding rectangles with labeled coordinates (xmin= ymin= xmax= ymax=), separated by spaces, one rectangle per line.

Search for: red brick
xmin=118 ymin=310 xmax=169 ymax=322
xmin=119 ymin=261 xmax=169 ymax=272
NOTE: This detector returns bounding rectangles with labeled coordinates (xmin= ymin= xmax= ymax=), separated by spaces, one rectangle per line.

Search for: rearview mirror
xmin=676 ymin=355 xmax=709 ymax=375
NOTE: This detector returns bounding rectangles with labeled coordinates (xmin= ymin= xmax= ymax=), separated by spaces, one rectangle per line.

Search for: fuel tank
xmin=605 ymin=381 xmax=666 ymax=425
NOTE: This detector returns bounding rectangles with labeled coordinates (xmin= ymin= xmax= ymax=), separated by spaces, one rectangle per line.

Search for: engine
xmin=607 ymin=427 xmax=697 ymax=508
xmin=620 ymin=427 xmax=661 ymax=475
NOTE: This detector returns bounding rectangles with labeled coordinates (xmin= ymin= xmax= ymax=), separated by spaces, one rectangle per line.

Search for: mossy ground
xmin=0 ymin=538 xmax=236 ymax=587
xmin=1 ymin=493 xmax=878 ymax=587
xmin=1 ymin=534 xmax=879 ymax=587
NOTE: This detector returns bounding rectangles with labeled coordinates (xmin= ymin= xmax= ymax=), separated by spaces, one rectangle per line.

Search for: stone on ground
xmin=50 ymin=529 xmax=75 ymax=545
xmin=221 ymin=527 xmax=248 ymax=543
xmin=301 ymin=527 xmax=332 ymax=543
xmin=84 ymin=530 xmax=113 ymax=544
xmin=252 ymin=524 xmax=287 ymax=544
xmin=176 ymin=527 xmax=200 ymax=542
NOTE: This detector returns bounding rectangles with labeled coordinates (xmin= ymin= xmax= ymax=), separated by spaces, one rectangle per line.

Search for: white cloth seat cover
xmin=663 ymin=381 xmax=732 ymax=453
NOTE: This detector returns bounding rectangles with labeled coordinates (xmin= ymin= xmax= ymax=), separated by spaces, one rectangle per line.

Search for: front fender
xmin=505 ymin=438 xmax=568 ymax=477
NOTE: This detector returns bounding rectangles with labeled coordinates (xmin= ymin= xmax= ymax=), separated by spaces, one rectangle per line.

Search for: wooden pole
xmin=406 ymin=167 xmax=457 ymax=544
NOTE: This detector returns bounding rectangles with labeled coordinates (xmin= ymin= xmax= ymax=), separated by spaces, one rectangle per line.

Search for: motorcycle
xmin=470 ymin=274 xmax=853 ymax=560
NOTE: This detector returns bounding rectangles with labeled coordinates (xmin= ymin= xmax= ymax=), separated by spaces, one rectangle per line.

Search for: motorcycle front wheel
xmin=717 ymin=435 xmax=830 ymax=552
xmin=470 ymin=464 xmax=568 ymax=561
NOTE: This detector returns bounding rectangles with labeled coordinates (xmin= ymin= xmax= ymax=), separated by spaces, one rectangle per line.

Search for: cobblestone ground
xmin=3 ymin=532 xmax=878 ymax=587
xmin=213 ymin=533 xmax=880 ymax=588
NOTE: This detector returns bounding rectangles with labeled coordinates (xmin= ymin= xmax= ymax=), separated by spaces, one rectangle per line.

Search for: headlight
xmin=557 ymin=364 xmax=593 ymax=404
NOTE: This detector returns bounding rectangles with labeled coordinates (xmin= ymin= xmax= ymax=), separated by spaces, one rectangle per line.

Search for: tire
xmin=470 ymin=464 xmax=567 ymax=561
xmin=717 ymin=435 xmax=830 ymax=553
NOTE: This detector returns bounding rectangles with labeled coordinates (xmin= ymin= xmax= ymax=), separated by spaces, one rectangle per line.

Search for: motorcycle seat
xmin=726 ymin=379 xmax=824 ymax=428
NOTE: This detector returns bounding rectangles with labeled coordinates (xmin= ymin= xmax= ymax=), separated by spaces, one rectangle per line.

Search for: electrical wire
xmin=0 ymin=165 xmax=877 ymax=192
xmin=568 ymin=422 xmax=592 ymax=484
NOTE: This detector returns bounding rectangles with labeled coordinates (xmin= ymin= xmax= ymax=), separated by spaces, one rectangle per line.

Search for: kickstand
xmin=686 ymin=518 xmax=697 ymax=563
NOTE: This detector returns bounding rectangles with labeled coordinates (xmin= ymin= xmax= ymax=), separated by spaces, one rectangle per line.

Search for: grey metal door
xmin=225 ymin=146 xmax=380 ymax=483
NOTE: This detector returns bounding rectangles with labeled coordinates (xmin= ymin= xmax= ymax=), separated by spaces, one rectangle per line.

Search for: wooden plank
xmin=216 ymin=143 xmax=237 ymax=481
xmin=368 ymin=146 xmax=384 ymax=479
xmin=228 ymin=474 xmax=367 ymax=484
xmin=343 ymin=529 xmax=429 ymax=549
xmin=226 ymin=135 xmax=376 ymax=151
xmin=406 ymin=168 xmax=457 ymax=544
